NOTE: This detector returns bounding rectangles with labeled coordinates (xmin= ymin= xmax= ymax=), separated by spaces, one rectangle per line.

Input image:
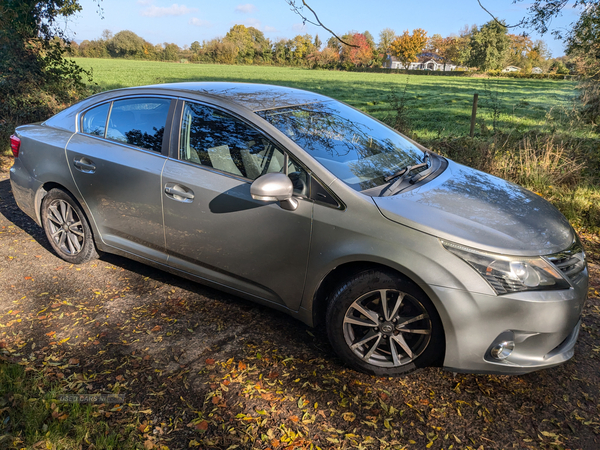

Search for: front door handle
xmin=73 ymin=157 xmax=96 ymax=173
xmin=164 ymin=184 xmax=194 ymax=202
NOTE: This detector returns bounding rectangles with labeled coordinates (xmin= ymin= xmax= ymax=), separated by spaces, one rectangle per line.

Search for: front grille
xmin=547 ymin=242 xmax=587 ymax=282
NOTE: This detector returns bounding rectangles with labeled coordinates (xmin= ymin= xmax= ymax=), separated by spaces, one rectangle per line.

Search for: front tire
xmin=41 ymin=189 xmax=99 ymax=264
xmin=326 ymin=269 xmax=444 ymax=376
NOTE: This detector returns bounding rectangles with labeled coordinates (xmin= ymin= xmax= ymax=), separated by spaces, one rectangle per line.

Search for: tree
xmin=363 ymin=31 xmax=375 ymax=49
xmin=314 ymin=34 xmax=322 ymax=50
xmin=468 ymin=21 xmax=510 ymax=70
xmin=224 ymin=24 xmax=271 ymax=64
xmin=161 ymin=43 xmax=181 ymax=61
xmin=389 ymin=29 xmax=428 ymax=69
xmin=510 ymin=0 xmax=599 ymax=36
xmin=377 ymin=28 xmax=396 ymax=55
xmin=190 ymin=41 xmax=201 ymax=54
xmin=0 ymin=1 xmax=92 ymax=152
xmin=327 ymin=36 xmax=342 ymax=52
xmin=107 ymin=30 xmax=145 ymax=58
xmin=565 ymin=4 xmax=600 ymax=122
xmin=340 ymin=33 xmax=374 ymax=67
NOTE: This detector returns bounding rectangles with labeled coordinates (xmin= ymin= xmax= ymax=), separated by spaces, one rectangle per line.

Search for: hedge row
xmin=350 ymin=67 xmax=574 ymax=80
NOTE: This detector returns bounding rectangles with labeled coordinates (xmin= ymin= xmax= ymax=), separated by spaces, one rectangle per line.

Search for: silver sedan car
xmin=9 ymin=82 xmax=588 ymax=375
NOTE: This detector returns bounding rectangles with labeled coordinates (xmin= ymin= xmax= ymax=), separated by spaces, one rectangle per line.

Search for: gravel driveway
xmin=1 ymin=163 xmax=599 ymax=449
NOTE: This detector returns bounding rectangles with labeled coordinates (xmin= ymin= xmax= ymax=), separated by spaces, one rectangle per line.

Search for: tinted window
xmin=106 ymin=98 xmax=170 ymax=152
xmin=257 ymin=101 xmax=425 ymax=191
xmin=81 ymin=103 xmax=110 ymax=137
xmin=180 ymin=102 xmax=307 ymax=186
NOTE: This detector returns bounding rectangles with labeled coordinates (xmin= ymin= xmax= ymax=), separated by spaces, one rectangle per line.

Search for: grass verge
xmin=0 ymin=361 xmax=138 ymax=449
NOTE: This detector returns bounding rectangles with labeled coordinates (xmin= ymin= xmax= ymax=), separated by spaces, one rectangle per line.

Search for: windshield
xmin=256 ymin=100 xmax=424 ymax=191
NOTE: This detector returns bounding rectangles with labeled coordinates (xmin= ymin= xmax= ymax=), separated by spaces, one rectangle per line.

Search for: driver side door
xmin=162 ymin=100 xmax=313 ymax=310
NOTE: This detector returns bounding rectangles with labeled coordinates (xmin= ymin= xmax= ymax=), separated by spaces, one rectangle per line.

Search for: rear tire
xmin=326 ymin=269 xmax=444 ymax=376
xmin=41 ymin=189 xmax=99 ymax=264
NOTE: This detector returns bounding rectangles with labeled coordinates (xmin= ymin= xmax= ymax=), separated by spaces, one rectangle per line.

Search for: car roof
xmin=120 ymin=82 xmax=330 ymax=112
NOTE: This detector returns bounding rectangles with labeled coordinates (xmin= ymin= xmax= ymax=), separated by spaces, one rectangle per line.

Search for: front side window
xmin=256 ymin=100 xmax=425 ymax=191
xmin=81 ymin=103 xmax=110 ymax=137
xmin=106 ymin=98 xmax=171 ymax=152
xmin=180 ymin=102 xmax=306 ymax=182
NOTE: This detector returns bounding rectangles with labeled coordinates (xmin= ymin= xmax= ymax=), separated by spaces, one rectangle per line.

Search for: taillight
xmin=10 ymin=135 xmax=21 ymax=158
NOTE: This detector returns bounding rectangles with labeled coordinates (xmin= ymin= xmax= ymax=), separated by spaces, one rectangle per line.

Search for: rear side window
xmin=81 ymin=103 xmax=110 ymax=136
xmin=106 ymin=98 xmax=171 ymax=152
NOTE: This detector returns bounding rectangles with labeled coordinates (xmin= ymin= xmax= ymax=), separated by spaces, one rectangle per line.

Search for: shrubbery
xmin=0 ymin=2 xmax=92 ymax=155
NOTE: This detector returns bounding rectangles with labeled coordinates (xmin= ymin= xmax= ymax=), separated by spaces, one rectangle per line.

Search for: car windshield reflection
xmin=257 ymin=101 xmax=424 ymax=191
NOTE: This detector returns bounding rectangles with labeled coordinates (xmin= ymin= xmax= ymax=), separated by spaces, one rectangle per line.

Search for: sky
xmin=63 ymin=0 xmax=582 ymax=57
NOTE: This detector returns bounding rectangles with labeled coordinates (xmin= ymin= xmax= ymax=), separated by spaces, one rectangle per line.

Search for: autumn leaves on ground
xmin=0 ymin=164 xmax=599 ymax=450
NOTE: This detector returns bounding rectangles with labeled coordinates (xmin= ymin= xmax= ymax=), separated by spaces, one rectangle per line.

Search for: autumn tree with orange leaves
xmin=389 ymin=29 xmax=428 ymax=68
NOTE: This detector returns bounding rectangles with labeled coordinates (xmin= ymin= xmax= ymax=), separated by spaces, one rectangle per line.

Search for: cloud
xmin=263 ymin=26 xmax=278 ymax=33
xmin=235 ymin=4 xmax=257 ymax=14
xmin=141 ymin=3 xmax=198 ymax=17
xmin=189 ymin=17 xmax=211 ymax=27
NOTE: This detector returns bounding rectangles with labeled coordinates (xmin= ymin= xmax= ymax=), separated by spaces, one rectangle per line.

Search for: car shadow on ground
xmin=0 ymin=176 xmax=333 ymax=365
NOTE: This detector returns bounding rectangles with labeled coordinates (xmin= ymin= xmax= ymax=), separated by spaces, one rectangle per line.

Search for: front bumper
xmin=432 ymin=267 xmax=588 ymax=374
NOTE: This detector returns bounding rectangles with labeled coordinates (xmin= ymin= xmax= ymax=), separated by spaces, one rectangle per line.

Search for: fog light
xmin=490 ymin=341 xmax=515 ymax=360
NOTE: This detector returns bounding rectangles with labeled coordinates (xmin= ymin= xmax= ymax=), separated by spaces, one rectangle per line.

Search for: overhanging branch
xmin=476 ymin=0 xmax=525 ymax=29
xmin=286 ymin=0 xmax=358 ymax=47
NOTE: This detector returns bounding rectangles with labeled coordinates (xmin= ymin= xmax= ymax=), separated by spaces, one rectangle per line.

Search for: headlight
xmin=442 ymin=240 xmax=571 ymax=295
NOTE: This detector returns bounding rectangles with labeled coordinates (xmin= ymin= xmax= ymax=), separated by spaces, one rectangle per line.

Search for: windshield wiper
xmin=382 ymin=152 xmax=432 ymax=197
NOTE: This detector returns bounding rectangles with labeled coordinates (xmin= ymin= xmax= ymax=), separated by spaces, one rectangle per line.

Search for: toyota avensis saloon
xmin=9 ymin=82 xmax=588 ymax=376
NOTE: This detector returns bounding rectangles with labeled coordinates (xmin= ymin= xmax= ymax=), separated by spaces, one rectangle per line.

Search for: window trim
xmin=77 ymin=95 xmax=177 ymax=157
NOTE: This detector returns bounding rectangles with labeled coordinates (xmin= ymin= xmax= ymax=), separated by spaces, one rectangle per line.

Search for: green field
xmin=74 ymin=58 xmax=581 ymax=140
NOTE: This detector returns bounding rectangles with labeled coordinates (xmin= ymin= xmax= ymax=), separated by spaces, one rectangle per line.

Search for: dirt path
xmin=1 ymin=163 xmax=599 ymax=449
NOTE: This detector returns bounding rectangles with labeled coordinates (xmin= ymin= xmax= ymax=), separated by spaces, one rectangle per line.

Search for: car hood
xmin=372 ymin=160 xmax=575 ymax=256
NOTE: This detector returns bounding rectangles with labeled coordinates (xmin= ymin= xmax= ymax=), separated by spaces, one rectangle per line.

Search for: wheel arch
xmin=37 ymin=182 xmax=102 ymax=249
xmin=311 ymin=261 xmax=447 ymax=354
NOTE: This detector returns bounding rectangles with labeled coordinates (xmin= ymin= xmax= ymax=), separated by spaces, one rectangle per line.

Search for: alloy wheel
xmin=342 ymin=289 xmax=432 ymax=368
xmin=46 ymin=199 xmax=85 ymax=256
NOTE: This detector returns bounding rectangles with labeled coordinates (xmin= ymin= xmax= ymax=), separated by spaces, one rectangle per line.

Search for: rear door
xmin=66 ymin=96 xmax=175 ymax=261
xmin=161 ymin=99 xmax=313 ymax=309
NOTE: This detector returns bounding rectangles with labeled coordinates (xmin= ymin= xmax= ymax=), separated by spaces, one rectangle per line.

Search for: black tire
xmin=326 ymin=269 xmax=444 ymax=376
xmin=41 ymin=188 xmax=99 ymax=264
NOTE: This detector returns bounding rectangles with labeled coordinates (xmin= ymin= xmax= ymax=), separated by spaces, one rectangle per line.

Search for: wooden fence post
xmin=470 ymin=93 xmax=479 ymax=137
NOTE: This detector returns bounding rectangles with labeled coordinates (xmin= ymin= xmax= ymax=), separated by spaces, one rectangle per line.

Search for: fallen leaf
xmin=342 ymin=412 xmax=356 ymax=422
xmin=206 ymin=358 xmax=215 ymax=365
xmin=195 ymin=421 xmax=208 ymax=431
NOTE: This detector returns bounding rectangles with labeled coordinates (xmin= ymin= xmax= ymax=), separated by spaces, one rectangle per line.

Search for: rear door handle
xmin=73 ymin=158 xmax=96 ymax=173
xmin=164 ymin=184 xmax=194 ymax=202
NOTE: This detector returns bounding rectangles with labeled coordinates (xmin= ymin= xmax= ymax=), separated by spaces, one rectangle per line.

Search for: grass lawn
xmin=74 ymin=58 xmax=582 ymax=140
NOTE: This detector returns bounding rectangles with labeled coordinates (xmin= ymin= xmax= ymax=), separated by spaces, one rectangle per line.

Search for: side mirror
xmin=250 ymin=173 xmax=298 ymax=211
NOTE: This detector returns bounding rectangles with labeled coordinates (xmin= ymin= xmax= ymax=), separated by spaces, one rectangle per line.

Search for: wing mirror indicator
xmin=250 ymin=173 xmax=298 ymax=211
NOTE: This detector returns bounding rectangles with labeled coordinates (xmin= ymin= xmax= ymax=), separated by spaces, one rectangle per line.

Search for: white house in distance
xmin=531 ymin=67 xmax=543 ymax=74
xmin=383 ymin=53 xmax=461 ymax=71
xmin=502 ymin=65 xmax=521 ymax=72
